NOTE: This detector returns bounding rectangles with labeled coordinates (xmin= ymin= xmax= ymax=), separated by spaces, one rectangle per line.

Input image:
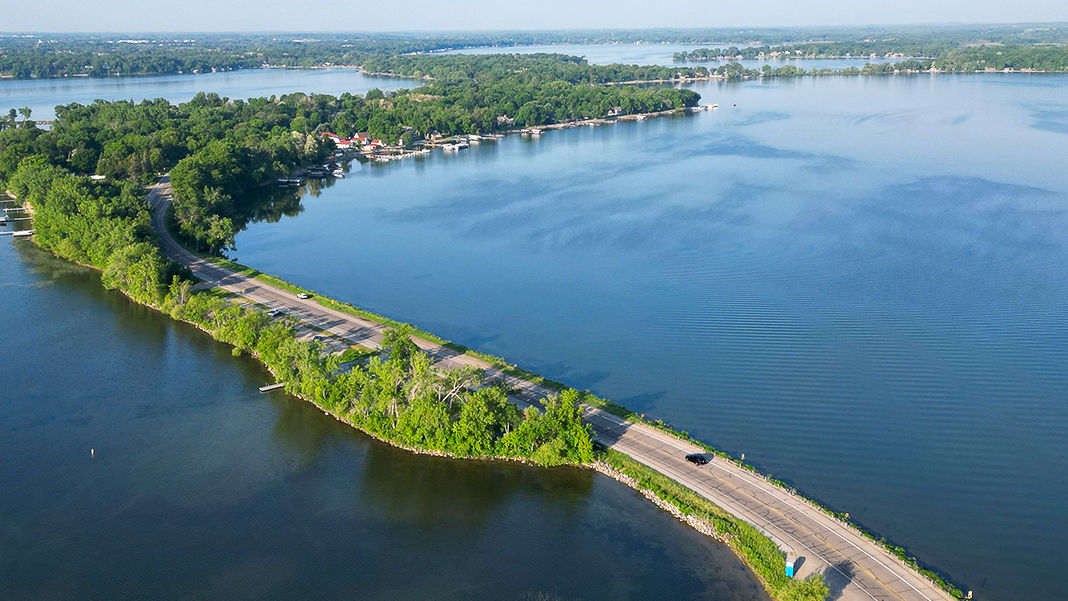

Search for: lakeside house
xmin=320 ymin=131 xmax=352 ymax=149
xmin=320 ymin=131 xmax=382 ymax=151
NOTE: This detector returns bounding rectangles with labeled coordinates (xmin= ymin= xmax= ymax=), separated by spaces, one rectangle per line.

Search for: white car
xmin=297 ymin=292 xmax=310 ymax=299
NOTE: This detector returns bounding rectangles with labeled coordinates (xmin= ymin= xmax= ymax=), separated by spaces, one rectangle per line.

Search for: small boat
xmin=12 ymin=230 xmax=33 ymax=237
xmin=332 ymin=169 xmax=345 ymax=178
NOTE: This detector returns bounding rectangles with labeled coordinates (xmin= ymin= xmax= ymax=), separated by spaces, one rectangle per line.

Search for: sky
xmin=2 ymin=0 xmax=1066 ymax=32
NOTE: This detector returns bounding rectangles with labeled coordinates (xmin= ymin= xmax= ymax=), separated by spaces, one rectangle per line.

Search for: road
xmin=148 ymin=176 xmax=957 ymax=601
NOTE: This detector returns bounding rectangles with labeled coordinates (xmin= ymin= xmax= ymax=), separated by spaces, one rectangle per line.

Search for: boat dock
xmin=258 ymin=382 xmax=287 ymax=393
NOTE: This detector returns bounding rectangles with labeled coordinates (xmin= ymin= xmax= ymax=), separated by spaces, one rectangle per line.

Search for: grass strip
xmin=195 ymin=245 xmax=963 ymax=600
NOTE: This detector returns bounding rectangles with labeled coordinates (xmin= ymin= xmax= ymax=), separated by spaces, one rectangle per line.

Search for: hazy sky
xmin=3 ymin=0 xmax=1067 ymax=32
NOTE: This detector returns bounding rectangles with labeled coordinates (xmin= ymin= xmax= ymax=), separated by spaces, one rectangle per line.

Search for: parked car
xmin=685 ymin=453 xmax=709 ymax=466
xmin=297 ymin=292 xmax=310 ymax=299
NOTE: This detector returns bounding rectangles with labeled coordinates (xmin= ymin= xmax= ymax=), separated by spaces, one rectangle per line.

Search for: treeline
xmin=8 ymin=157 xmax=171 ymax=304
xmin=349 ymin=54 xmax=701 ymax=135
xmin=706 ymin=59 xmax=934 ymax=79
xmin=933 ymin=45 xmax=1068 ymax=71
xmin=675 ymin=41 xmax=947 ymax=62
xmin=4 ymin=24 xmax=1065 ymax=79
xmin=4 ymin=154 xmax=594 ymax=466
xmin=360 ymin=52 xmax=708 ymax=83
xmin=676 ymin=42 xmax=1068 ymax=73
xmin=0 ymin=35 xmax=468 ymax=79
xmin=0 ymin=46 xmax=260 ymax=79
xmin=166 ymin=283 xmax=597 ymax=465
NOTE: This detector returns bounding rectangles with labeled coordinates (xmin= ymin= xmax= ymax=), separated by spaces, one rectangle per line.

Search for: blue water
xmin=0 ymin=218 xmax=767 ymax=600
xmin=232 ymin=73 xmax=1068 ymax=601
xmin=0 ymin=68 xmax=413 ymax=120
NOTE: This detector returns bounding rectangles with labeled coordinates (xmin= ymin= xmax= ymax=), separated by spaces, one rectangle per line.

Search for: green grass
xmin=201 ymin=252 xmax=575 ymax=393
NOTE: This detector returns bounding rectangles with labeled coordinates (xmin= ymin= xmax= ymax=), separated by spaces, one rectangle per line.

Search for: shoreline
xmin=25 ymin=210 xmax=964 ymax=600
xmin=9 ymin=132 xmax=966 ymax=601
xmin=156 ymin=185 xmax=964 ymax=600
xmin=13 ymin=224 xmax=794 ymax=597
xmin=349 ymin=105 xmax=709 ymax=164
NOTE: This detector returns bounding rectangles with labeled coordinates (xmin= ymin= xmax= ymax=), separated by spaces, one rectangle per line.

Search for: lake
xmin=0 ymin=68 xmax=413 ymax=121
xmin=0 ymin=233 xmax=768 ymax=601
xmin=231 ymin=73 xmax=1068 ymax=601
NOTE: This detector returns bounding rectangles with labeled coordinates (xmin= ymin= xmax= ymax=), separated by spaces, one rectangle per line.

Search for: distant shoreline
xmin=3 ymin=61 xmax=1065 ymax=83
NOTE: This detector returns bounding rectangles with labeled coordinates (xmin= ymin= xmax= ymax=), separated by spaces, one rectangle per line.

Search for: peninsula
xmin=0 ymin=50 xmax=974 ymax=601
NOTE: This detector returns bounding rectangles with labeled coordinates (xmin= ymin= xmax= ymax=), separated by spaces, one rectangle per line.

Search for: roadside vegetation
xmin=599 ymin=448 xmax=828 ymax=601
xmin=5 ymin=155 xmax=595 ymax=467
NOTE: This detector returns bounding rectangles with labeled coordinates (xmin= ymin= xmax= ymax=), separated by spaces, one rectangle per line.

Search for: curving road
xmin=148 ymin=176 xmax=957 ymax=601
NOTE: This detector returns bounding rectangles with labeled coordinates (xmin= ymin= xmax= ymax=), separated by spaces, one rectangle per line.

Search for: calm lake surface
xmin=0 ymin=238 xmax=768 ymax=600
xmin=3 ymin=47 xmax=1066 ymax=601
xmin=0 ymin=68 xmax=413 ymax=120
xmin=231 ymin=74 xmax=1068 ymax=601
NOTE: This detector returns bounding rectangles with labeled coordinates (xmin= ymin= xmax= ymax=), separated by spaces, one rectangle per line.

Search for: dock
xmin=258 ymin=382 xmax=287 ymax=393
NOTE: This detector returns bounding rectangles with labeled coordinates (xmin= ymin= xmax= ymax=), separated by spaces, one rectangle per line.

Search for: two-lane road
xmin=148 ymin=177 xmax=957 ymax=601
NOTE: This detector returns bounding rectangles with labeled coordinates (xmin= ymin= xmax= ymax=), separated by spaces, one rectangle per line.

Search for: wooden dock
xmin=258 ymin=382 xmax=287 ymax=393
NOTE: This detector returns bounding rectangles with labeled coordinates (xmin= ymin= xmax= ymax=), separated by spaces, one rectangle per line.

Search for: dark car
xmin=685 ymin=454 xmax=709 ymax=466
